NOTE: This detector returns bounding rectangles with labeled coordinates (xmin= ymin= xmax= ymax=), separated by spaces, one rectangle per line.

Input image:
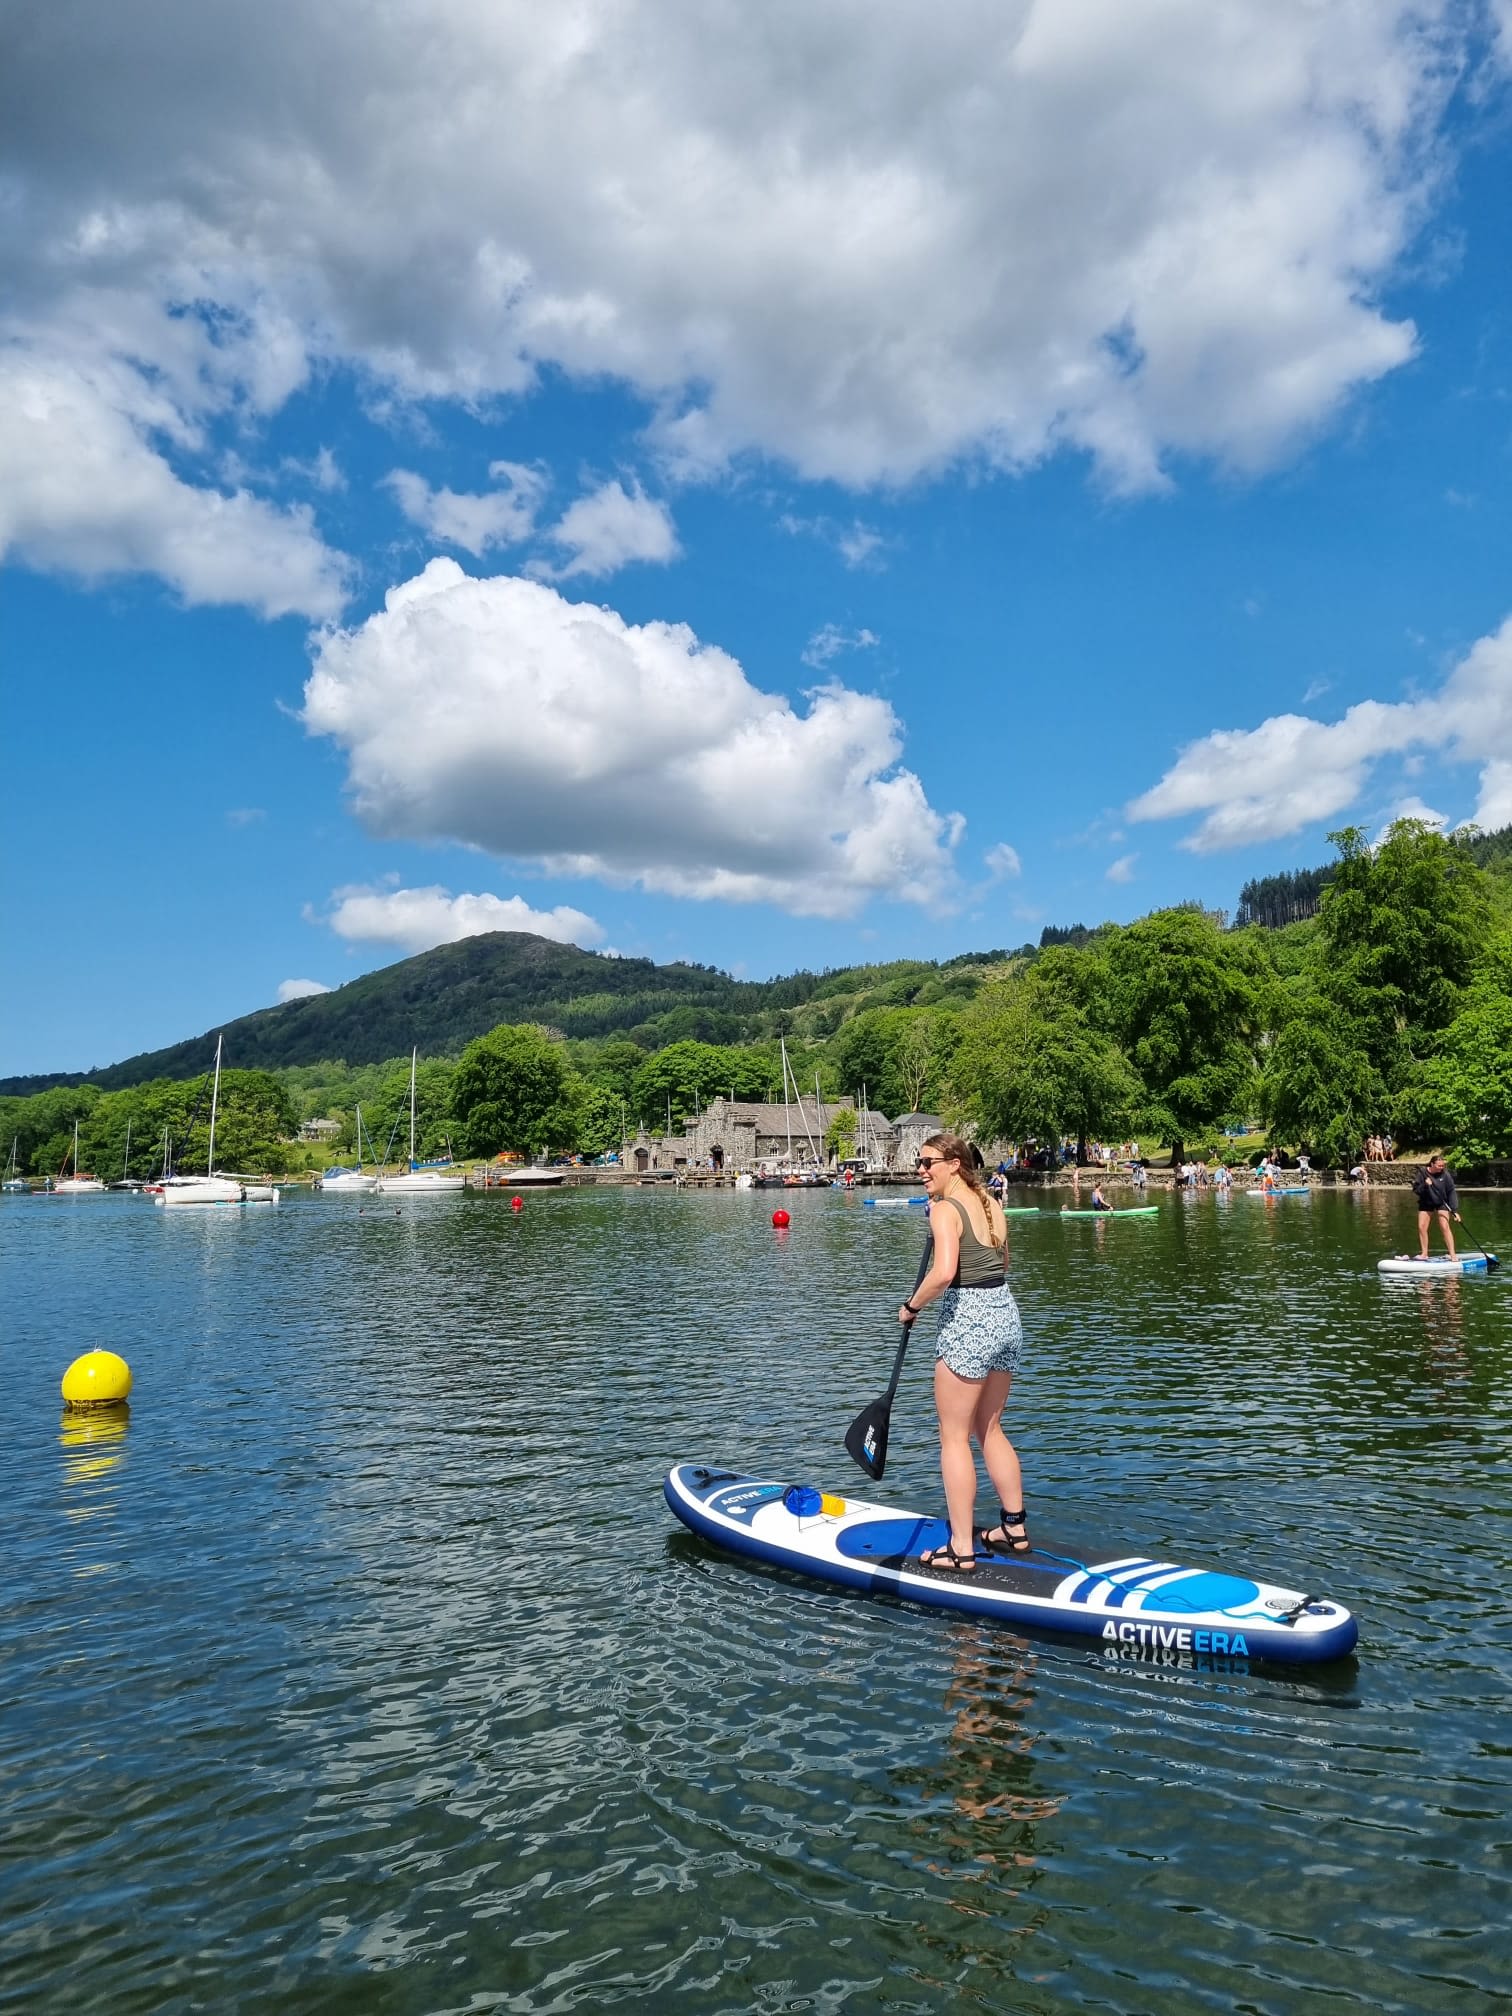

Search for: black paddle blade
xmin=844 ymin=1395 xmax=891 ymax=1480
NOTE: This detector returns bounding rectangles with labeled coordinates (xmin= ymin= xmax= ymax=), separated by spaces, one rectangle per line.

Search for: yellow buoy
xmin=61 ymin=1350 xmax=132 ymax=1411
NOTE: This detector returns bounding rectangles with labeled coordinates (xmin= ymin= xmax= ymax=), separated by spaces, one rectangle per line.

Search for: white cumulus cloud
xmin=538 ymin=480 xmax=679 ymax=578
xmin=319 ymin=883 xmax=605 ymax=955
xmin=0 ymin=0 xmax=1476 ymax=618
xmin=1128 ymin=615 xmax=1512 ymax=850
xmin=300 ymin=557 xmax=963 ymax=917
xmin=0 ymin=351 xmax=349 ymax=618
xmin=1106 ymin=853 xmax=1137 ymax=883
xmin=277 ymin=977 xmax=331 ymax=1002
xmin=984 ymin=842 xmax=1022 ymax=879
xmin=385 ymin=461 xmax=545 ymax=555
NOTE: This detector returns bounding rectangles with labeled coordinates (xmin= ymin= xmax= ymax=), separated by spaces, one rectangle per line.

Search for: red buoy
xmin=771 ymin=1208 xmax=791 ymax=1228
xmin=510 ymin=1196 xmax=524 ymax=1211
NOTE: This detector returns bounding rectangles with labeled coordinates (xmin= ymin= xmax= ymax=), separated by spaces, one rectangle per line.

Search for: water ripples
xmin=2 ymin=1185 xmax=1509 ymax=2011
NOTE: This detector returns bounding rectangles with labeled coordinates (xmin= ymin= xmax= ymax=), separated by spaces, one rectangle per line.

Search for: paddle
xmin=844 ymin=1233 xmax=934 ymax=1482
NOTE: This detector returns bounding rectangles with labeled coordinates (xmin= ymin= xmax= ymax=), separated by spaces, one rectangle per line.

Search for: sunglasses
xmin=915 ymin=1155 xmax=952 ymax=1170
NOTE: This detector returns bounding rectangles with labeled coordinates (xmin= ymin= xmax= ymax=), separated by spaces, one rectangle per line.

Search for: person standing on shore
xmin=897 ymin=1133 xmax=1027 ymax=1575
xmin=1413 ymin=1154 xmax=1461 ymax=1259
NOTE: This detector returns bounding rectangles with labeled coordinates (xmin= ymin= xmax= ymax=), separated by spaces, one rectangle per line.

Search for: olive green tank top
xmin=945 ymin=1194 xmax=1005 ymax=1287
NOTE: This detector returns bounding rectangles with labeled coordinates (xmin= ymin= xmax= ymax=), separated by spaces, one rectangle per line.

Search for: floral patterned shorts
xmin=934 ymin=1282 xmax=1024 ymax=1381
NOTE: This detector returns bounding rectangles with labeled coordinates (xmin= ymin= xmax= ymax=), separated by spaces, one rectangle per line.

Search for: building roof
xmin=892 ymin=1112 xmax=945 ymax=1127
xmin=696 ymin=1097 xmax=894 ymax=1135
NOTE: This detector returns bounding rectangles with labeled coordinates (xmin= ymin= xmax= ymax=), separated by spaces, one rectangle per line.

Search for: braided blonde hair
xmin=923 ymin=1132 xmax=1006 ymax=1250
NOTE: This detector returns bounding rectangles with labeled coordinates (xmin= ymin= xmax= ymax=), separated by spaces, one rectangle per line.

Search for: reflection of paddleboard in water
xmin=1378 ymin=1253 xmax=1497 ymax=1275
xmin=664 ymin=1466 xmax=1358 ymax=1666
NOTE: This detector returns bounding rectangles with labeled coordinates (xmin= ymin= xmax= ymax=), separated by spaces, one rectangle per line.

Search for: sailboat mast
xmin=206 ymin=1034 xmax=223 ymax=1174
xmin=355 ymin=1104 xmax=364 ymax=1174
xmin=122 ymin=1117 xmax=132 ymax=1181
xmin=781 ymin=1037 xmax=793 ymax=1161
xmin=409 ymin=1048 xmax=418 ymax=1168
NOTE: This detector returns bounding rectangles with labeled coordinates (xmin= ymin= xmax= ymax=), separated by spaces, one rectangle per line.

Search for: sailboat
xmin=375 ymin=1051 xmax=465 ymax=1194
xmin=155 ymin=1036 xmax=251 ymax=1207
xmin=316 ymin=1106 xmax=379 ymax=1193
xmin=54 ymin=1120 xmax=106 ymax=1194
xmin=109 ymin=1117 xmax=146 ymax=1191
xmin=754 ymin=1038 xmax=828 ymax=1186
xmin=3 ymin=1136 xmax=28 ymax=1193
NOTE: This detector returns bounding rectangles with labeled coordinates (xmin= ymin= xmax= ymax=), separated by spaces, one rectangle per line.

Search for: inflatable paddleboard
xmin=1060 ymin=1206 xmax=1158 ymax=1218
xmin=1247 ymin=1186 xmax=1311 ymax=1197
xmin=862 ymin=1195 xmax=928 ymax=1208
xmin=1377 ymin=1253 xmax=1497 ymax=1275
xmin=665 ymin=1466 xmax=1356 ymax=1665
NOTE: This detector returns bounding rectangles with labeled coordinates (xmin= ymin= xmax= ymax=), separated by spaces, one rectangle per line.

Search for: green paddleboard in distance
xmin=1060 ymin=1205 xmax=1160 ymax=1218
xmin=1000 ymin=1206 xmax=1044 ymax=1215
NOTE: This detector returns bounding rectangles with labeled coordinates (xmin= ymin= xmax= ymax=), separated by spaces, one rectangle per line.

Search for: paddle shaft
xmin=882 ymin=1232 xmax=935 ymax=1402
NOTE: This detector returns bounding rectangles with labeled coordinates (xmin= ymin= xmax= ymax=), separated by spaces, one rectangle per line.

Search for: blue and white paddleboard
xmin=665 ymin=1465 xmax=1358 ymax=1666
xmin=862 ymin=1195 xmax=929 ymax=1207
xmin=1246 ymin=1186 xmax=1312 ymax=1197
xmin=1377 ymin=1252 xmax=1497 ymax=1275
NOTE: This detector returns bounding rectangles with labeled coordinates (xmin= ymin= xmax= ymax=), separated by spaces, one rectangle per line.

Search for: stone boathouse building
xmin=625 ymin=1097 xmax=944 ymax=1176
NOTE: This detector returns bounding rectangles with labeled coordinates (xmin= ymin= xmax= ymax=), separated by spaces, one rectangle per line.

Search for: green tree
xmin=949 ymin=967 xmax=1141 ymax=1153
xmin=1103 ymin=908 xmax=1265 ymax=1164
xmin=452 ymin=1025 xmax=572 ymax=1158
xmin=579 ymin=1038 xmax=649 ymax=1104
xmin=1392 ymin=923 xmax=1512 ymax=1160
xmin=824 ymin=1106 xmax=858 ymax=1160
xmin=830 ymin=1009 xmax=908 ymax=1115
xmin=1261 ymin=1005 xmax=1387 ymax=1164
xmin=169 ymin=1069 xmax=298 ymax=1174
xmin=630 ymin=1041 xmax=774 ymax=1130
xmin=1317 ymin=820 xmax=1489 ymax=1082
xmin=894 ymin=1013 xmax=952 ymax=1112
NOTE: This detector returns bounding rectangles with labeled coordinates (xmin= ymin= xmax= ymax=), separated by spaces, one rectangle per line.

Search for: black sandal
xmin=977 ymin=1508 xmax=1031 ymax=1555
xmin=919 ymin=1540 xmax=977 ymax=1573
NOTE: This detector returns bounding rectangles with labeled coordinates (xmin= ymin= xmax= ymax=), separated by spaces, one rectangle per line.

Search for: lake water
xmin=2 ymin=1185 xmax=1508 ymax=2013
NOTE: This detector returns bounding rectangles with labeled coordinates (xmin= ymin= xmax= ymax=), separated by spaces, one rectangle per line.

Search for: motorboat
xmin=315 ymin=1106 xmax=379 ymax=1192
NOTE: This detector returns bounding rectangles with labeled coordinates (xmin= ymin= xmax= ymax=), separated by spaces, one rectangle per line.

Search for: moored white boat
xmin=53 ymin=1121 xmax=106 ymax=1194
xmin=375 ymin=1051 xmax=466 ymax=1195
xmin=156 ymin=1036 xmax=268 ymax=1207
xmin=155 ymin=1173 xmax=247 ymax=1207
xmin=315 ymin=1105 xmax=379 ymax=1192
xmin=378 ymin=1165 xmax=466 ymax=1194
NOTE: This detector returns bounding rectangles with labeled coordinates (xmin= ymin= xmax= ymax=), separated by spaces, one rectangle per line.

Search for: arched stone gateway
xmin=710 ymin=1144 xmax=724 ymax=1171
xmin=634 ymin=1146 xmax=650 ymax=1172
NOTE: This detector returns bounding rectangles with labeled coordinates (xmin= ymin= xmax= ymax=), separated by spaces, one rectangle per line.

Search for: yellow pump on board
xmin=61 ymin=1351 xmax=132 ymax=1411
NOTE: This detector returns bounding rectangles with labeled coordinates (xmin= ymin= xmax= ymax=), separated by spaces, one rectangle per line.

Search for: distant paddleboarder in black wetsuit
xmin=1413 ymin=1154 xmax=1461 ymax=1260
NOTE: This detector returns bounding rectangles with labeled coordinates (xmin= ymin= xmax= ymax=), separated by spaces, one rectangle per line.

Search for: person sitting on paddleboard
xmin=1413 ymin=1154 xmax=1461 ymax=1260
xmin=897 ymin=1133 xmax=1027 ymax=1575
xmin=1090 ymin=1181 xmax=1111 ymax=1211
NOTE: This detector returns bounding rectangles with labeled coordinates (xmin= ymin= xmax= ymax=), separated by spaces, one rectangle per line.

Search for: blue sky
xmin=5 ymin=2 xmax=1512 ymax=1075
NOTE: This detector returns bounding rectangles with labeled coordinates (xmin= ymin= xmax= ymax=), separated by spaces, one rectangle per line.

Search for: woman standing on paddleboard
xmin=897 ymin=1132 xmax=1028 ymax=1574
